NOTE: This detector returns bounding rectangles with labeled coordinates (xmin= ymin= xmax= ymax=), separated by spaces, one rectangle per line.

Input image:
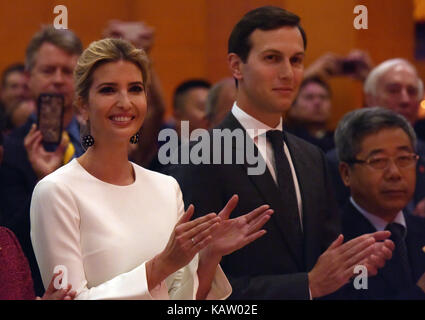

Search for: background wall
xmin=0 ymin=0 xmax=420 ymax=128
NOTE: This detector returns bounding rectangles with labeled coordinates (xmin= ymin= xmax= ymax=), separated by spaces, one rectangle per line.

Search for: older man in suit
xmin=168 ymin=6 xmax=394 ymax=299
xmin=326 ymin=59 xmax=425 ymax=217
xmin=334 ymin=107 xmax=425 ymax=299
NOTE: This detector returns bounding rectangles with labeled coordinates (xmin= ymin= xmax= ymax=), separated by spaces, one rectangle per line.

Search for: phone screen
xmin=37 ymin=93 xmax=64 ymax=147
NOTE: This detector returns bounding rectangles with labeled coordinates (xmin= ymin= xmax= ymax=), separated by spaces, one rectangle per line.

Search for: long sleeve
xmin=30 ymin=179 xmax=168 ymax=300
xmin=167 ymin=178 xmax=232 ymax=300
xmin=30 ymin=162 xmax=231 ymax=300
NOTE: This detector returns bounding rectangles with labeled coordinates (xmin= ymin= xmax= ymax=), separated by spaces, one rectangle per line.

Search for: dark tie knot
xmin=266 ymin=130 xmax=284 ymax=146
xmin=386 ymin=222 xmax=406 ymax=241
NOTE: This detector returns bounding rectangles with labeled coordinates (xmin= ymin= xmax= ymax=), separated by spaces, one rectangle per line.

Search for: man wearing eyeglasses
xmin=334 ymin=107 xmax=425 ymax=299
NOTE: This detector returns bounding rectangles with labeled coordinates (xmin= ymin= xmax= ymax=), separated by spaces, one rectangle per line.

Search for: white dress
xmin=30 ymin=159 xmax=231 ymax=300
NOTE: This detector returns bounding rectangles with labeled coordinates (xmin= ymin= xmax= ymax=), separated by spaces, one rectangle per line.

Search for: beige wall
xmin=0 ymin=0 xmax=419 ymax=126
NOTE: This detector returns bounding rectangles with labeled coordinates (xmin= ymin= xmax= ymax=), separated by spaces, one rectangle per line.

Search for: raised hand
xmin=146 ymin=205 xmax=221 ymax=290
xmin=195 ymin=195 xmax=273 ymax=299
xmin=205 ymin=195 xmax=274 ymax=258
xmin=24 ymin=124 xmax=68 ymax=180
xmin=303 ymin=52 xmax=343 ymax=79
xmin=358 ymin=237 xmax=394 ymax=276
xmin=308 ymin=231 xmax=393 ymax=298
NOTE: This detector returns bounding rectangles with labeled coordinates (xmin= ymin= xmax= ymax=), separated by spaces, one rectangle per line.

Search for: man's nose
xmin=278 ymin=59 xmax=294 ymax=80
xmin=52 ymin=69 xmax=65 ymax=84
xmin=399 ymin=88 xmax=411 ymax=105
xmin=385 ymin=158 xmax=403 ymax=180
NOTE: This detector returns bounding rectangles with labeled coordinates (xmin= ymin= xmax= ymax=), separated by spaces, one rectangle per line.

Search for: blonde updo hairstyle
xmin=74 ymin=38 xmax=150 ymax=106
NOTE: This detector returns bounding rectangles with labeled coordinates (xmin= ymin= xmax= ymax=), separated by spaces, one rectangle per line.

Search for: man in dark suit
xmin=334 ymin=107 xmax=425 ymax=299
xmin=326 ymin=58 xmax=425 ymax=217
xmin=168 ymin=6 xmax=394 ymax=299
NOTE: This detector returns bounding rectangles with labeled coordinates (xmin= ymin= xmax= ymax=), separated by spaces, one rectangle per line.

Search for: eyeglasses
xmin=349 ymin=153 xmax=419 ymax=170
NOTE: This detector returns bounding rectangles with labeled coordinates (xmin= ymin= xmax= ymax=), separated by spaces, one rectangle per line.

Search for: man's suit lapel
xmin=284 ymin=133 xmax=319 ymax=270
xmin=218 ymin=112 xmax=305 ymax=268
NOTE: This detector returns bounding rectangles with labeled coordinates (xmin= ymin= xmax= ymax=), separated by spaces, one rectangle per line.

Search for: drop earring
xmin=82 ymin=134 xmax=95 ymax=149
xmin=130 ymin=133 xmax=139 ymax=144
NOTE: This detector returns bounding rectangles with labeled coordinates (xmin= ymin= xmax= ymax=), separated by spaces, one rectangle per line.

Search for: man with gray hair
xmin=333 ymin=107 xmax=425 ymax=299
xmin=363 ymin=58 xmax=423 ymax=126
xmin=0 ymin=25 xmax=84 ymax=296
xmin=327 ymin=58 xmax=425 ymax=216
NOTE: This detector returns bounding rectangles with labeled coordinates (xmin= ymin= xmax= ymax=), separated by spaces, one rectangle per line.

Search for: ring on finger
xmin=191 ymin=237 xmax=195 ymax=245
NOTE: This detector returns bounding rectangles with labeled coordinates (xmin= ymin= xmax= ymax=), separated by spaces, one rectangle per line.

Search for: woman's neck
xmin=78 ymin=141 xmax=135 ymax=186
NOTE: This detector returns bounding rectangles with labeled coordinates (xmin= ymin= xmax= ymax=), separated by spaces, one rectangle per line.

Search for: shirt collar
xmin=350 ymin=197 xmax=406 ymax=231
xmin=231 ymin=102 xmax=282 ymax=140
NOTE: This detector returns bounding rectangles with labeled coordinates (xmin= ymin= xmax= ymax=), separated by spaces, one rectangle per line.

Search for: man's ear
xmin=339 ymin=162 xmax=351 ymax=187
xmin=228 ymin=53 xmax=243 ymax=81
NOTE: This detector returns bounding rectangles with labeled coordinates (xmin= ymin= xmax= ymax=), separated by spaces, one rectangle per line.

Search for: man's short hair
xmin=364 ymin=58 xmax=424 ymax=100
xmin=25 ymin=25 xmax=83 ymax=71
xmin=228 ymin=6 xmax=307 ymax=63
xmin=334 ymin=107 xmax=417 ymax=164
xmin=1 ymin=63 xmax=25 ymax=88
xmin=173 ymin=79 xmax=211 ymax=112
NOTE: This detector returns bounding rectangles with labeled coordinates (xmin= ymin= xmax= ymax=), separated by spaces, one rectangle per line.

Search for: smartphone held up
xmin=37 ymin=93 xmax=64 ymax=150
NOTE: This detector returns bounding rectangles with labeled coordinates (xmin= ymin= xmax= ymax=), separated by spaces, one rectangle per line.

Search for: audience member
xmin=1 ymin=131 xmax=75 ymax=300
xmin=172 ymin=79 xmax=211 ymax=141
xmin=326 ymin=59 xmax=425 ymax=216
xmin=0 ymin=63 xmax=30 ymax=113
xmin=0 ymin=26 xmax=84 ymax=296
xmin=286 ymin=76 xmax=334 ymax=152
xmin=205 ymin=77 xmax=236 ymax=128
xmin=333 ymin=107 xmax=425 ymax=299
xmin=364 ymin=59 xmax=423 ymax=126
xmin=149 ymin=79 xmax=211 ymax=172
xmin=168 ymin=6 xmax=394 ymax=299
xmin=30 ymin=38 xmax=273 ymax=300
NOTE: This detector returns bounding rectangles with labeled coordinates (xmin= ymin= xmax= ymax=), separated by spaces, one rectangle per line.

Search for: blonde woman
xmin=30 ymin=38 xmax=273 ymax=300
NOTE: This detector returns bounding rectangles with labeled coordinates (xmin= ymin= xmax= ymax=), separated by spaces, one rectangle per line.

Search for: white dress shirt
xmin=350 ymin=197 xmax=406 ymax=231
xmin=231 ymin=103 xmax=303 ymax=229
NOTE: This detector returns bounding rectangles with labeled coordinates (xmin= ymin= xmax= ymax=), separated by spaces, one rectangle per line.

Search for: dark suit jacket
xmin=334 ymin=201 xmax=425 ymax=300
xmin=168 ymin=112 xmax=341 ymax=299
